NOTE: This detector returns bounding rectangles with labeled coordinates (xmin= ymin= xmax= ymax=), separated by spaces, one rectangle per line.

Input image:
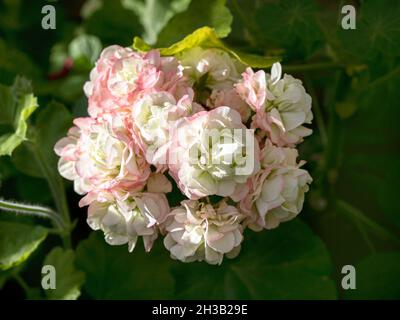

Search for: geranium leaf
xmin=254 ymin=0 xmax=323 ymax=58
xmin=43 ymin=247 xmax=85 ymax=300
xmin=122 ymin=0 xmax=192 ymax=45
xmin=172 ymin=220 xmax=337 ymax=299
xmin=156 ymin=0 xmax=232 ymax=47
xmin=0 ymin=77 xmax=38 ymax=156
xmin=133 ymin=26 xmax=280 ymax=68
xmin=344 ymin=252 xmax=400 ymax=299
xmin=76 ymin=232 xmax=174 ymax=299
xmin=0 ymin=221 xmax=47 ymax=270
xmin=338 ymin=0 xmax=400 ymax=64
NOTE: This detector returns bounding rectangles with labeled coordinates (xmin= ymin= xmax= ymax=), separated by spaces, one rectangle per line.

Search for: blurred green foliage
xmin=0 ymin=0 xmax=399 ymax=300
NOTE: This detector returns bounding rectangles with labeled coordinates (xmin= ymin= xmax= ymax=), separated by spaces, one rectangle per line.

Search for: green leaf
xmin=133 ymin=26 xmax=280 ymax=68
xmin=12 ymin=144 xmax=43 ymax=178
xmin=338 ymin=0 xmax=400 ymax=64
xmin=68 ymin=34 xmax=102 ymax=70
xmin=0 ymin=39 xmax=40 ymax=83
xmin=43 ymin=247 xmax=85 ymax=300
xmin=156 ymin=0 xmax=232 ymax=47
xmin=122 ymin=0 xmax=192 ymax=45
xmin=173 ymin=220 xmax=336 ymax=299
xmin=0 ymin=77 xmax=38 ymax=156
xmin=76 ymin=232 xmax=174 ymax=299
xmin=344 ymin=252 xmax=400 ymax=299
xmin=335 ymin=70 xmax=400 ymax=230
xmin=33 ymin=100 xmax=73 ymax=169
xmin=254 ymin=0 xmax=322 ymax=57
xmin=83 ymin=0 xmax=143 ymax=46
xmin=11 ymin=100 xmax=72 ymax=178
xmin=0 ymin=221 xmax=47 ymax=270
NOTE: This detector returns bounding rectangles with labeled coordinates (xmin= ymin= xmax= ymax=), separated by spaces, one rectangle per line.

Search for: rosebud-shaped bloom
xmin=132 ymin=91 xmax=202 ymax=166
xmin=54 ymin=116 xmax=150 ymax=206
xmin=163 ymin=200 xmax=244 ymax=265
xmin=88 ymin=193 xmax=170 ymax=252
xmin=240 ymin=140 xmax=312 ymax=230
xmin=84 ymin=46 xmax=191 ymax=118
xmin=236 ymin=63 xmax=313 ymax=147
xmin=207 ymin=88 xmax=251 ymax=123
xmin=168 ymin=107 xmax=260 ymax=200
xmin=178 ymin=47 xmax=244 ymax=92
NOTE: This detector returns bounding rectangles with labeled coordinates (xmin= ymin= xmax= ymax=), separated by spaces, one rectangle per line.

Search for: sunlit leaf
xmin=0 ymin=221 xmax=47 ymax=270
xmin=0 ymin=77 xmax=38 ymax=156
xmin=156 ymin=0 xmax=232 ymax=47
xmin=134 ymin=26 xmax=280 ymax=68
xmin=68 ymin=34 xmax=102 ymax=70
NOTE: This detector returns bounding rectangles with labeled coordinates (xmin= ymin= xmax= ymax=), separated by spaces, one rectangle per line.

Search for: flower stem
xmin=0 ymin=198 xmax=64 ymax=229
xmin=283 ymin=62 xmax=346 ymax=73
xmin=28 ymin=142 xmax=72 ymax=248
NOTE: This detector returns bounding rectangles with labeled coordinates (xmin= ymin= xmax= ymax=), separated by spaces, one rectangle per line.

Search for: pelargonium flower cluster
xmin=55 ymin=44 xmax=313 ymax=265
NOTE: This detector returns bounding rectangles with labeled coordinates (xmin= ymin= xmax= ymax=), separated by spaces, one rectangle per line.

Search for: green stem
xmin=28 ymin=142 xmax=72 ymax=248
xmin=0 ymin=198 xmax=64 ymax=229
xmin=304 ymin=75 xmax=327 ymax=146
xmin=283 ymin=62 xmax=346 ymax=73
xmin=319 ymin=71 xmax=343 ymax=196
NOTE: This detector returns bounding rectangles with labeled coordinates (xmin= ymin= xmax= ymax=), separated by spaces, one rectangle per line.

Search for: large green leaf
xmin=43 ymin=247 xmax=85 ymax=300
xmin=33 ymin=101 xmax=73 ymax=168
xmin=0 ymin=77 xmax=38 ymax=156
xmin=156 ymin=0 xmax=232 ymax=47
xmin=122 ymin=0 xmax=192 ymax=45
xmin=344 ymin=252 xmax=400 ymax=299
xmin=134 ymin=26 xmax=280 ymax=68
xmin=75 ymin=232 xmax=174 ymax=299
xmin=172 ymin=220 xmax=337 ymax=299
xmin=338 ymin=0 xmax=400 ymax=64
xmin=0 ymin=39 xmax=40 ymax=83
xmin=0 ymin=221 xmax=47 ymax=270
xmin=83 ymin=0 xmax=143 ymax=46
xmin=335 ymin=71 xmax=400 ymax=229
xmin=68 ymin=34 xmax=102 ymax=71
xmin=254 ymin=0 xmax=322 ymax=57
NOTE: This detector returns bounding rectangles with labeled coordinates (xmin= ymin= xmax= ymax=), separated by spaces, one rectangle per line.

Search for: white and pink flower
xmin=206 ymin=88 xmax=251 ymax=123
xmin=178 ymin=47 xmax=244 ymax=92
xmin=240 ymin=140 xmax=312 ymax=230
xmin=84 ymin=45 xmax=191 ymax=118
xmin=236 ymin=63 xmax=313 ymax=147
xmin=55 ymin=45 xmax=314 ymax=264
xmin=168 ymin=107 xmax=260 ymax=200
xmin=54 ymin=116 xmax=150 ymax=207
xmin=131 ymin=91 xmax=202 ymax=166
xmin=88 ymin=192 xmax=170 ymax=252
xmin=163 ymin=200 xmax=244 ymax=265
